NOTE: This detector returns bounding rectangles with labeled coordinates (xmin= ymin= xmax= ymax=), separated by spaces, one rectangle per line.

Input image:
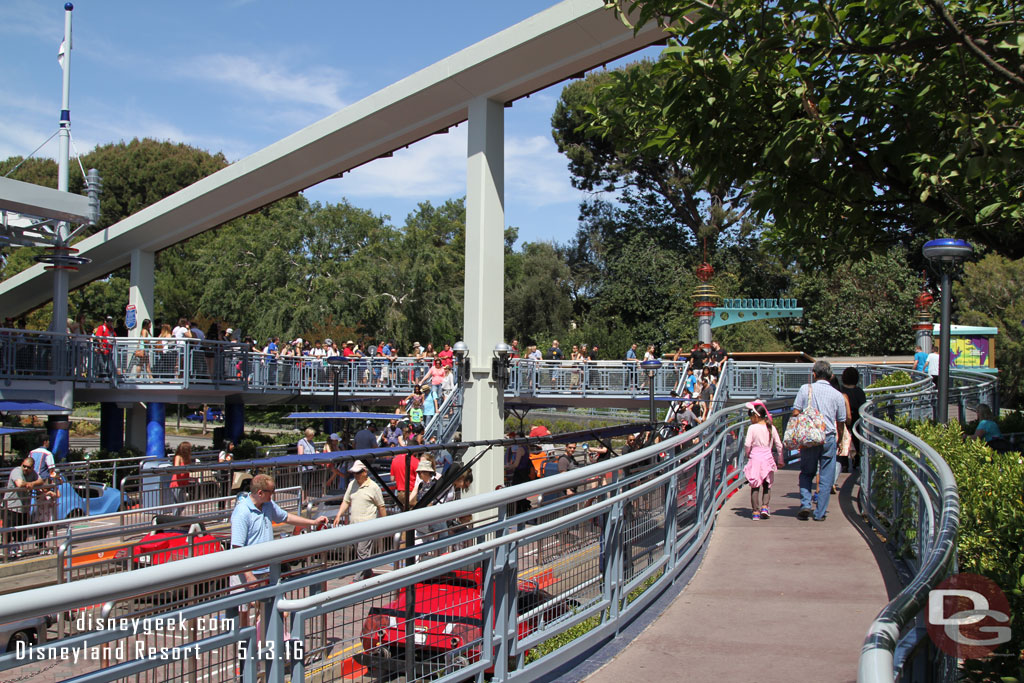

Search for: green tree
xmin=505 ymin=241 xmax=573 ymax=343
xmin=75 ymin=138 xmax=228 ymax=231
xmin=792 ymin=248 xmax=920 ymax=355
xmin=553 ymin=65 xmax=747 ymax=251
xmin=955 ymin=254 xmax=1024 ymax=407
xmin=0 ymin=157 xmax=59 ymax=188
xmin=586 ymin=231 xmax=693 ymax=347
xmin=597 ymin=0 xmax=1024 ymax=266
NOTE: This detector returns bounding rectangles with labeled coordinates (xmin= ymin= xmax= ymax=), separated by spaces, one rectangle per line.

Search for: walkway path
xmin=586 ymin=467 xmax=901 ymax=683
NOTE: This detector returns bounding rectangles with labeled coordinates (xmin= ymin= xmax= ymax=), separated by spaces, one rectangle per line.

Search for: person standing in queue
xmin=333 ymin=461 xmax=387 ymax=580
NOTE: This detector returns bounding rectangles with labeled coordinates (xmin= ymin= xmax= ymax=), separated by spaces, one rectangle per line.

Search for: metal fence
xmin=0 ymin=391 xmax=749 ymax=682
xmin=857 ymin=371 xmax=998 ymax=683
xmin=0 ymin=329 xmax=454 ymax=396
xmin=508 ymin=359 xmax=688 ymax=398
xmin=0 ymin=361 xmax=993 ymax=682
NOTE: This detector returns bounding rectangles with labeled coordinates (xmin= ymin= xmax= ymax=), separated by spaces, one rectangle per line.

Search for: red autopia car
xmin=357 ymin=568 xmax=577 ymax=677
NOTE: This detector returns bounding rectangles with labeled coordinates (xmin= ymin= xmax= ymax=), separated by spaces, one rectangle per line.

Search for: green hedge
xmin=910 ymin=421 xmax=1023 ymax=678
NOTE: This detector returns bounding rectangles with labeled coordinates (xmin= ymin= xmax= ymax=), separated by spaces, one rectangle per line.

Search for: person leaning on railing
xmin=230 ymin=474 xmax=328 ymax=633
xmin=3 ymin=457 xmax=46 ymax=556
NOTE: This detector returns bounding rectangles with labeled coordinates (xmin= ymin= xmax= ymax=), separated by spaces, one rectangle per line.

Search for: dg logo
xmin=926 ymin=573 xmax=1011 ymax=660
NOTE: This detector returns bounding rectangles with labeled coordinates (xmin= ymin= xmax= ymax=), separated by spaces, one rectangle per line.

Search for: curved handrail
xmin=856 ymin=368 xmax=996 ymax=681
xmin=0 ymin=361 xmax=989 ymax=683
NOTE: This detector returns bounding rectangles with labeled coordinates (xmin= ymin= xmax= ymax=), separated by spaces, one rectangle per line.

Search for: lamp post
xmin=492 ymin=342 xmax=512 ymax=390
xmin=640 ymin=358 xmax=662 ymax=426
xmin=325 ymin=356 xmax=346 ymax=433
xmin=922 ymin=238 xmax=973 ymax=424
xmin=453 ymin=340 xmax=468 ymax=385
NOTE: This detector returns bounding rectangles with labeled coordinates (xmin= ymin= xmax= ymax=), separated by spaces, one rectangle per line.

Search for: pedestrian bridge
xmin=0 ymin=330 xmax=696 ymax=408
xmin=0 ymin=361 xmax=994 ymax=683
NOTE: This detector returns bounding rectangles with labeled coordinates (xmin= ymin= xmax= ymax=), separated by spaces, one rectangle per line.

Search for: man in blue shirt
xmin=230 ymin=475 xmax=327 ymax=624
xmin=792 ymin=360 xmax=847 ymax=522
xmin=626 ymin=343 xmax=639 ymax=388
xmin=913 ymin=345 xmax=928 ymax=373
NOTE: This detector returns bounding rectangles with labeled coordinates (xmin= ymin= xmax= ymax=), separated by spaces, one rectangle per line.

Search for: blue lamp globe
xmin=922 ymin=238 xmax=973 ymax=264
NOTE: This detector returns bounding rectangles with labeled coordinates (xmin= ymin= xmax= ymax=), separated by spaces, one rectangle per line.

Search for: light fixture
xmin=923 ymin=238 xmax=973 ymax=424
xmin=492 ymin=342 xmax=512 ymax=389
xmin=453 ymin=340 xmax=469 ymax=380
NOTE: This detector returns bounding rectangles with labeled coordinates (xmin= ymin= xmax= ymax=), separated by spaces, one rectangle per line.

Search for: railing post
xmin=664 ymin=469 xmax=678 ymax=573
xmin=264 ymin=562 xmax=286 ymax=683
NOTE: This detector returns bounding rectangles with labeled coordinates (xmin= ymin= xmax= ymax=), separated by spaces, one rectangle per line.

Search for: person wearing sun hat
xmin=410 ymin=459 xmax=447 ymax=551
xmin=333 ymin=460 xmax=387 ymax=579
xmin=742 ymin=401 xmax=784 ymax=520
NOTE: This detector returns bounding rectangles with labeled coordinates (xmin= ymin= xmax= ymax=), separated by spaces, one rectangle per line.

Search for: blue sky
xmin=1 ymin=1 xmax=659 ymax=248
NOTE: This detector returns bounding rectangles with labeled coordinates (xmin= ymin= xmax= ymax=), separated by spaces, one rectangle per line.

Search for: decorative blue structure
xmin=99 ymin=402 xmax=123 ymax=453
xmin=711 ymin=298 xmax=803 ymax=329
xmin=225 ymin=402 xmax=244 ymax=446
xmin=145 ymin=402 xmax=165 ymax=458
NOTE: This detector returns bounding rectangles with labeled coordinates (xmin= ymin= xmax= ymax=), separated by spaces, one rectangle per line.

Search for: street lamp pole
xmin=640 ymin=358 xmax=662 ymax=427
xmin=922 ymin=238 xmax=973 ymax=424
xmin=325 ymin=356 xmax=346 ymax=433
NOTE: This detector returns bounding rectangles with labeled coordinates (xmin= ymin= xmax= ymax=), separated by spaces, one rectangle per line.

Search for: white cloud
xmin=330 ymin=124 xmax=468 ymax=199
xmin=0 ymin=1 xmax=57 ymax=41
xmin=0 ymin=120 xmax=58 ymax=166
xmin=321 ymin=124 xmax=578 ymax=210
xmin=506 ymin=134 xmax=576 ymax=207
xmin=178 ymin=54 xmax=349 ymax=111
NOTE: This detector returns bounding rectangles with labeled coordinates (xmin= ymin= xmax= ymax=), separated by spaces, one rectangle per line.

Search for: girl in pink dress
xmin=743 ymin=402 xmax=784 ymax=520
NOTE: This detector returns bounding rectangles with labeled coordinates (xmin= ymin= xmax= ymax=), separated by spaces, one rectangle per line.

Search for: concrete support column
xmin=99 ymin=402 xmax=124 ymax=453
xmin=129 ymin=249 xmax=155 ymax=335
xmin=126 ymin=404 xmax=147 ymax=452
xmin=463 ymin=97 xmax=506 ymax=499
xmin=146 ymin=403 xmax=166 ymax=458
xmin=225 ymin=401 xmax=245 ymax=446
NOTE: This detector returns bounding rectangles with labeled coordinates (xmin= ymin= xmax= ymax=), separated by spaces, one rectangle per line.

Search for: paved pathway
xmin=585 ymin=467 xmax=902 ymax=683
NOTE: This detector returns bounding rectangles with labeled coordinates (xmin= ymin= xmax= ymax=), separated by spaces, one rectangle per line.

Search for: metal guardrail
xmin=857 ymin=371 xmax=997 ymax=683
xmin=0 ymin=360 xmax=992 ymax=682
xmin=0 ymin=392 xmax=748 ymax=682
xmin=508 ymin=358 xmax=688 ymax=398
xmin=0 ymin=328 xmax=456 ymax=396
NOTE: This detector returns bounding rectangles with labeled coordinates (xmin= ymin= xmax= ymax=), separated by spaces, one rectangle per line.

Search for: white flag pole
xmin=52 ymin=2 xmax=73 ymax=334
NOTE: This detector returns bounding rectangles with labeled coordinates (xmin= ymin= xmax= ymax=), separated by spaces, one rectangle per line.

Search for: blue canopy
xmin=0 ymin=426 xmax=44 ymax=435
xmin=0 ymin=400 xmax=70 ymax=414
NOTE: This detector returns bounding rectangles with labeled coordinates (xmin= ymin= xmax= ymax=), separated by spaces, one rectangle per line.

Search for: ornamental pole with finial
xmin=913 ymin=270 xmax=935 ymax=354
xmin=691 ymin=239 xmax=718 ymax=346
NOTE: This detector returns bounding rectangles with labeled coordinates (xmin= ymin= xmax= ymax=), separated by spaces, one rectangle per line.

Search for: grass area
xmin=523 ymin=568 xmax=665 ymax=666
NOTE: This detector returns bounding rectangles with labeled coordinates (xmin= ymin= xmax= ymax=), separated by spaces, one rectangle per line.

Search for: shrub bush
xmin=235 ymin=439 xmax=264 ymax=461
xmin=909 ymin=421 xmax=1024 ymax=678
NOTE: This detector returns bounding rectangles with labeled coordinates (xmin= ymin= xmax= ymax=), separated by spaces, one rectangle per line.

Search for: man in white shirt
xmin=926 ymin=349 xmax=941 ymax=387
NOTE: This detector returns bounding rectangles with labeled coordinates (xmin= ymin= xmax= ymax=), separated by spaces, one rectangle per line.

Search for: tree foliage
xmin=955 ymin=253 xmax=1024 ymax=407
xmin=597 ymin=0 xmax=1024 ymax=266
xmin=505 ymin=241 xmax=573 ymax=344
xmin=792 ymin=248 xmax=921 ymax=355
xmin=552 ymin=64 xmax=748 ymax=251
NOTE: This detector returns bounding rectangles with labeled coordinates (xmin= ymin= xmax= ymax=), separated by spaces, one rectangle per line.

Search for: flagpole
xmin=51 ymin=2 xmax=73 ymax=334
